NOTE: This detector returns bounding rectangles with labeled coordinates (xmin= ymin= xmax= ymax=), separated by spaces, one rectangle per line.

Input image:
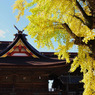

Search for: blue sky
xmin=0 ymin=0 xmax=77 ymax=52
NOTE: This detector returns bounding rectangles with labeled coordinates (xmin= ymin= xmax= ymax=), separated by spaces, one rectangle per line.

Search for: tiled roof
xmin=0 ymin=41 xmax=11 ymax=51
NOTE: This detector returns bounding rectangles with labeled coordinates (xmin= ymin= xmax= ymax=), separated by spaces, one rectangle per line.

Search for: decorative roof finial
xmin=14 ymin=25 xmax=24 ymax=34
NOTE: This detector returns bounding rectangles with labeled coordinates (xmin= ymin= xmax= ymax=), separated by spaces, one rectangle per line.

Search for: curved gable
xmin=0 ymin=33 xmax=47 ymax=59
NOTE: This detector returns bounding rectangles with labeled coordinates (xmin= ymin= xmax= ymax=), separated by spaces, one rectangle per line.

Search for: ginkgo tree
xmin=13 ymin=0 xmax=95 ymax=95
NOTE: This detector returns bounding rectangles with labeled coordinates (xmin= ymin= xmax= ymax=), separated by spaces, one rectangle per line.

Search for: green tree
xmin=13 ymin=0 xmax=95 ymax=94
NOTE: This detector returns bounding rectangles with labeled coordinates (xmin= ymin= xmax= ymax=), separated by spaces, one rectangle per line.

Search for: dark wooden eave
xmin=0 ymin=57 xmax=72 ymax=75
xmin=0 ymin=57 xmax=71 ymax=66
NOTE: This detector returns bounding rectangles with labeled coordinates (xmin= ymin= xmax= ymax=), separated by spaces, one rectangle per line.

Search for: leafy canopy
xmin=13 ymin=0 xmax=95 ymax=95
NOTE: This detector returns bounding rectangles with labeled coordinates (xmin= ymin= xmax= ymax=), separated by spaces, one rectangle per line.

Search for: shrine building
xmin=0 ymin=27 xmax=83 ymax=95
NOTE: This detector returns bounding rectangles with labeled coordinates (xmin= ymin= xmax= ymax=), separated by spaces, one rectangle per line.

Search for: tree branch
xmin=81 ymin=0 xmax=85 ymax=2
xmin=62 ymin=23 xmax=85 ymax=45
xmin=73 ymin=15 xmax=85 ymax=24
xmin=62 ymin=23 xmax=95 ymax=58
xmin=62 ymin=23 xmax=76 ymax=39
xmin=76 ymin=0 xmax=93 ymax=29
xmin=76 ymin=0 xmax=88 ymax=19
